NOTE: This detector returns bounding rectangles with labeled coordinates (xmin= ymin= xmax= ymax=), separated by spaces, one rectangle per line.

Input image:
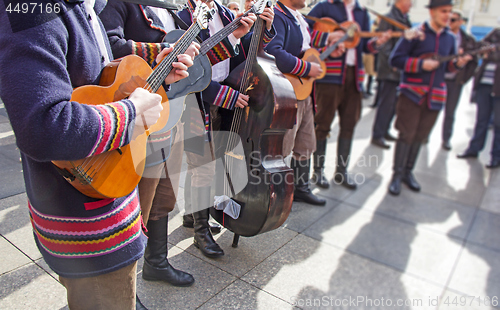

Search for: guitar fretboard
xmin=199 ymin=8 xmax=256 ymax=56
xmin=147 ymin=22 xmax=203 ymax=92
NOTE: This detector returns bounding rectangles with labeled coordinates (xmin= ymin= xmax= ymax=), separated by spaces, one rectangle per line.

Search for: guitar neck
xmin=359 ymin=31 xmax=403 ymax=38
xmin=436 ymin=45 xmax=496 ymax=63
xmin=199 ymin=8 xmax=255 ymax=56
xmin=147 ymin=22 xmax=202 ymax=92
xmin=319 ymin=33 xmax=350 ymax=61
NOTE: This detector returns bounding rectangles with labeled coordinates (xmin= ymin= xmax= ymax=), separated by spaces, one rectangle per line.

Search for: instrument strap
xmin=167 ymin=8 xmax=203 ymax=42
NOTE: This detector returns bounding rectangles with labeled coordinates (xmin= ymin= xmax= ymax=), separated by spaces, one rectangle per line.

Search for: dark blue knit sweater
xmin=0 ymin=0 xmax=146 ymax=278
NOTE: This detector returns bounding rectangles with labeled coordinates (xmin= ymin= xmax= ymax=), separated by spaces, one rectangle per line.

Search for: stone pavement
xmin=1 ymin=83 xmax=499 ymax=310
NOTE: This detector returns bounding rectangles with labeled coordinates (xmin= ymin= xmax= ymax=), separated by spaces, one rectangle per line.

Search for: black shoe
xmin=388 ymin=173 xmax=403 ymax=196
xmin=486 ymin=158 xmax=500 ymax=169
xmin=388 ymin=141 xmax=410 ymax=196
xmin=333 ymin=171 xmax=357 ymax=190
xmin=403 ymin=143 xmax=422 ymax=192
xmin=384 ymin=133 xmax=397 ymax=142
xmin=183 ymin=214 xmax=222 ymax=234
xmin=442 ymin=141 xmax=451 ymax=151
xmin=291 ymin=157 xmax=326 ymax=205
xmin=193 ymin=230 xmax=224 ymax=258
xmin=403 ymin=171 xmax=421 ymax=192
xmin=457 ymin=152 xmax=478 ymax=159
xmin=143 ymin=260 xmax=195 ymax=286
xmin=192 ymin=193 xmax=224 ymax=258
xmin=371 ymin=137 xmax=390 ymax=149
xmin=294 ymin=187 xmax=326 ymax=205
xmin=143 ymin=218 xmax=195 ymax=286
xmin=311 ymin=170 xmax=330 ymax=189
xmin=136 ymin=295 xmax=148 ymax=310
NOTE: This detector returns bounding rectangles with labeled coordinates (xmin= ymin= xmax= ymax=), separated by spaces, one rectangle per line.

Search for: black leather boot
xmin=192 ymin=187 xmax=224 ymax=258
xmin=388 ymin=141 xmax=410 ymax=196
xmin=312 ymin=139 xmax=330 ymax=189
xmin=291 ymin=157 xmax=326 ymax=206
xmin=183 ymin=213 xmax=222 ymax=234
xmin=182 ymin=173 xmax=222 ymax=235
xmin=142 ymin=216 xmax=195 ymax=286
xmin=403 ymin=142 xmax=422 ymax=192
xmin=334 ymin=138 xmax=357 ymax=190
xmin=183 ymin=173 xmax=221 ymax=233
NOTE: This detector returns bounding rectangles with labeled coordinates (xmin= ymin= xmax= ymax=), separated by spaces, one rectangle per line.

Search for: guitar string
xmin=223 ymin=17 xmax=264 ymax=197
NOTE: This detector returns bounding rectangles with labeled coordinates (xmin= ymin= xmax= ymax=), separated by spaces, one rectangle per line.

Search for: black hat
xmin=426 ymin=0 xmax=454 ymax=8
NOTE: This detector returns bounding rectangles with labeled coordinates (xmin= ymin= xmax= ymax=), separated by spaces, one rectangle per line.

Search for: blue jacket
xmin=0 ymin=0 xmax=146 ymax=278
xmin=306 ymin=0 xmax=377 ymax=90
xmin=265 ymin=1 xmax=329 ymax=78
xmin=390 ymin=22 xmax=459 ymax=110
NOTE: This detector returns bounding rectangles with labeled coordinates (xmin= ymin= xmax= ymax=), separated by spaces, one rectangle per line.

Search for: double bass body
xmin=210 ymin=49 xmax=297 ymax=237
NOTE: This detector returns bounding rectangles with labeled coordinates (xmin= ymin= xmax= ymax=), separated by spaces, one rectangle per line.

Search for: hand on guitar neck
xmin=325 ymin=30 xmax=346 ymax=57
xmin=374 ymin=29 xmax=392 ymax=47
xmin=258 ymin=7 xmax=274 ymax=31
xmin=456 ymin=54 xmax=473 ymax=68
xmin=232 ymin=13 xmax=257 ymax=39
xmin=130 ymin=43 xmax=199 ymax=138
xmin=155 ymin=43 xmax=199 ymax=84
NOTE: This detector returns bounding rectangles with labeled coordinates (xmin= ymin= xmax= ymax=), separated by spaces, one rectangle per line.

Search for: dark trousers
xmin=442 ymin=79 xmax=464 ymax=143
xmin=372 ymin=80 xmax=399 ymax=139
xmin=314 ymin=66 xmax=362 ymax=141
xmin=466 ymin=84 xmax=500 ymax=159
xmin=395 ymin=94 xmax=440 ymax=144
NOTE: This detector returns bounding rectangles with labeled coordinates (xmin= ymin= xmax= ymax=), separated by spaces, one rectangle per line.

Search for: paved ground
xmin=1 ymin=82 xmax=499 ymax=310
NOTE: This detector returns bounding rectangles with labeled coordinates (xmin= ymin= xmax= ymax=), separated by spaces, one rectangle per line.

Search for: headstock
xmin=193 ymin=1 xmax=215 ymax=30
xmin=251 ymin=0 xmax=272 ymax=14
xmin=404 ymin=27 xmax=425 ymax=41
xmin=345 ymin=24 xmax=357 ymax=39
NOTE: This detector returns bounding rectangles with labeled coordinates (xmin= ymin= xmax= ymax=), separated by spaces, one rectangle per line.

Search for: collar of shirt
xmin=284 ymin=4 xmax=311 ymax=51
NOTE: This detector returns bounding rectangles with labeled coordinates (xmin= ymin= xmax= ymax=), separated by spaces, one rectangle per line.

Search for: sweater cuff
xmin=404 ymin=57 xmax=422 ymax=73
xmin=213 ymin=85 xmax=239 ymax=110
xmin=290 ymin=58 xmax=311 ymax=77
xmin=88 ymin=99 xmax=136 ymax=157
xmin=310 ymin=29 xmax=329 ymax=48
xmin=132 ymin=42 xmax=170 ymax=66
xmin=263 ymin=26 xmax=276 ymax=47
xmin=207 ymin=38 xmax=237 ymax=65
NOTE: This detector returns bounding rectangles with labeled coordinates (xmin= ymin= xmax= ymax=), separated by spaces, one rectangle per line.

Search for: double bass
xmin=210 ymin=3 xmax=297 ymax=246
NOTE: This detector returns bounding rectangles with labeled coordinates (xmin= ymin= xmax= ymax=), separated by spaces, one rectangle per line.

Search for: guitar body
xmin=210 ymin=51 xmax=297 ymax=236
xmin=284 ymin=48 xmax=326 ymax=101
xmin=53 ymin=55 xmax=170 ymax=199
xmin=313 ymin=19 xmax=360 ymax=49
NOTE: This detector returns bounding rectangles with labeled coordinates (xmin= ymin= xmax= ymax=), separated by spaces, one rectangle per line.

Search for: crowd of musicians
xmin=0 ymin=0 xmax=499 ymax=308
